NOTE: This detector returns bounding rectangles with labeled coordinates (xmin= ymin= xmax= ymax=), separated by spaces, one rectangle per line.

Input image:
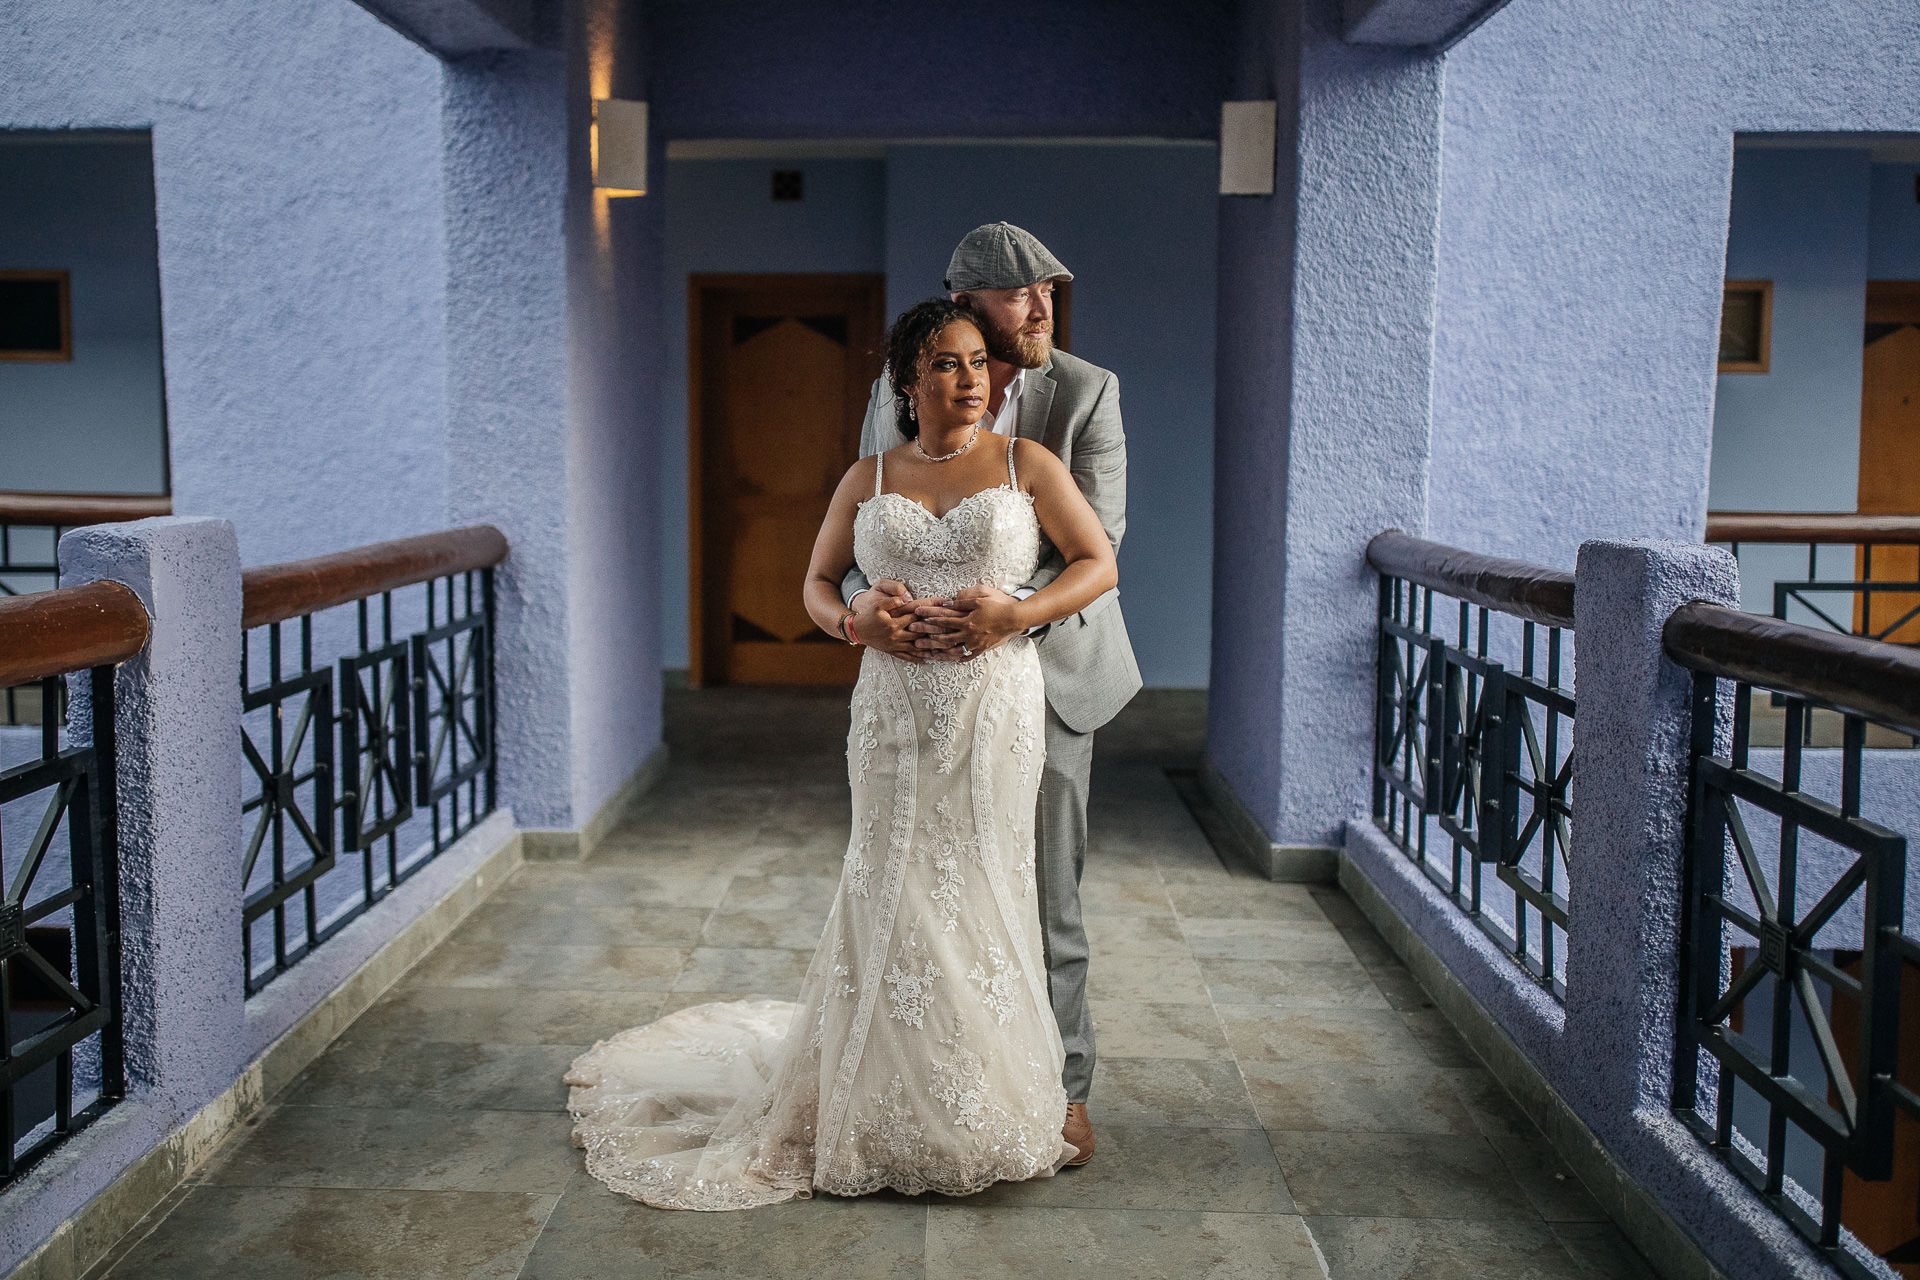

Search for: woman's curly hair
xmin=885 ymin=298 xmax=984 ymax=441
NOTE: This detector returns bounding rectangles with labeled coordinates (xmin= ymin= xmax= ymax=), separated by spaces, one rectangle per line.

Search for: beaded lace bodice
xmin=564 ymin=441 xmax=1068 ymax=1211
xmin=852 ymin=448 xmax=1042 ymax=601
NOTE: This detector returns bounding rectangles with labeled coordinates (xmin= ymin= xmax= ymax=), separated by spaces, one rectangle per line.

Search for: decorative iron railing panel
xmin=1707 ymin=513 xmax=1920 ymax=648
xmin=0 ymin=670 xmax=124 ymax=1186
xmin=241 ymin=564 xmax=497 ymax=996
xmin=240 ymin=620 xmax=337 ymax=990
xmin=1670 ymin=600 xmax=1920 ymax=1276
xmin=1373 ymin=559 xmax=1574 ymax=997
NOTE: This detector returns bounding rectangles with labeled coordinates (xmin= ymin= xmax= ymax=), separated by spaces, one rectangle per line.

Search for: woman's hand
xmin=911 ymin=585 xmax=1027 ymax=659
xmin=852 ymin=580 xmax=930 ymax=659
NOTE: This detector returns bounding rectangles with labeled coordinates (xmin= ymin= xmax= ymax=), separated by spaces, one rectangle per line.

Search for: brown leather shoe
xmin=1063 ymin=1102 xmax=1095 ymax=1167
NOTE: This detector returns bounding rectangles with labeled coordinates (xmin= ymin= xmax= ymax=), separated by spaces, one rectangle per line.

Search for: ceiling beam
xmin=351 ymin=0 xmax=547 ymax=57
xmin=1340 ymin=0 xmax=1516 ymax=53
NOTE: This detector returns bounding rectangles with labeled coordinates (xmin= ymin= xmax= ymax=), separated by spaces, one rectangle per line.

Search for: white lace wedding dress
xmin=563 ymin=445 xmax=1074 ymax=1209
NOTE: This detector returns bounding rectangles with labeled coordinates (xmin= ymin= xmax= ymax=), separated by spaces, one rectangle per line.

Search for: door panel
xmin=690 ymin=275 xmax=884 ymax=685
xmin=1856 ymin=283 xmax=1920 ymax=643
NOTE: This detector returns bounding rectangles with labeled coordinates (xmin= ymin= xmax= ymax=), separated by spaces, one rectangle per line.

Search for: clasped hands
xmin=851 ymin=580 xmax=1025 ymax=662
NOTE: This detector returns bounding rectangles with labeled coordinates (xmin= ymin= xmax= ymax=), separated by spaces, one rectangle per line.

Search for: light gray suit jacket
xmin=841 ymin=348 xmax=1143 ymax=734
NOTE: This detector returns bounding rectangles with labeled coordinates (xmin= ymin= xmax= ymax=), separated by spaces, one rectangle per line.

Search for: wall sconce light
xmin=1219 ymin=101 xmax=1276 ymax=196
xmin=593 ymin=98 xmax=648 ymax=196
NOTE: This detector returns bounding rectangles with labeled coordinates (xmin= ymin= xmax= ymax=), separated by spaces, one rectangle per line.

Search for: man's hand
xmin=852 ymin=579 xmax=938 ymax=660
xmin=911 ymin=585 xmax=1028 ymax=660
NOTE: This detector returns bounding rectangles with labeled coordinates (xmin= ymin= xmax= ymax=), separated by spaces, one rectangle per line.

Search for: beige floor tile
xmin=401 ymin=942 xmax=689 ymax=992
xmin=1217 ymin=1004 xmax=1434 ymax=1066
xmin=1400 ymin=1007 xmax=1483 ymax=1067
xmin=1197 ymin=957 xmax=1393 ymax=1008
xmin=1272 ymin=1130 xmax=1535 ymax=1219
xmin=286 ymin=1038 xmax=582 ymax=1113
xmin=450 ymin=898 xmax=712 ymax=947
xmin=672 ymin=945 xmax=813 ymax=994
xmin=1090 ymin=1057 xmax=1260 ymax=1128
xmin=99 ymin=1186 xmax=556 ymax=1280
xmin=1077 ymin=878 xmax=1176 ymax=917
xmin=205 ymin=1105 xmax=578 ymax=1193
xmin=504 ymin=863 xmax=734 ymax=909
xmin=710 ymin=872 xmax=841 ymax=912
xmin=655 ymin=989 xmax=790 ymax=1016
xmin=1083 ymin=913 xmax=1189 ymax=957
xmin=1488 ymin=1134 xmax=1611 ymax=1222
xmin=349 ymin=986 xmax=666 ymax=1046
xmin=1308 ymin=1215 xmax=1594 ymax=1280
xmin=1088 ymin=999 xmax=1233 ymax=1059
xmin=926 ymin=1206 xmax=1327 ymax=1279
xmin=1549 ymin=1222 xmax=1661 ymax=1279
xmin=1083 ymin=951 xmax=1212 ymax=1003
xmin=1366 ymin=963 xmax=1435 ymax=1011
xmin=1240 ymin=1062 xmax=1478 ymax=1135
xmin=961 ymin=1124 xmax=1295 ymax=1213
xmin=518 ymin=1172 xmax=924 ymax=1279
xmin=1167 ymin=881 xmax=1331 ymax=922
xmin=699 ymin=906 xmax=834 ymax=949
xmin=1441 ymin=1066 xmax=1539 ymax=1140
xmin=1179 ymin=915 xmax=1355 ymax=961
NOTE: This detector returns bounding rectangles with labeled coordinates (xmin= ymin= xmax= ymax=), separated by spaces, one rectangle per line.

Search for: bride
xmin=563 ymin=298 xmax=1118 ymax=1209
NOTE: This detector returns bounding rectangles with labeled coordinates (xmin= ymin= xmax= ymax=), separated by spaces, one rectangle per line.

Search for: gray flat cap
xmin=944 ymin=222 xmax=1074 ymax=292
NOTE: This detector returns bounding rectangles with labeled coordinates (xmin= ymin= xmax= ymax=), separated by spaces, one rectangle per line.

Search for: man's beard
xmin=985 ymin=319 xmax=1052 ymax=369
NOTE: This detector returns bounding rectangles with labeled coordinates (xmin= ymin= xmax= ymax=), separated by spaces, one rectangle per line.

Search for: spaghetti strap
xmin=874 ymin=451 xmax=886 ymax=498
xmin=1005 ymin=439 xmax=1018 ymax=490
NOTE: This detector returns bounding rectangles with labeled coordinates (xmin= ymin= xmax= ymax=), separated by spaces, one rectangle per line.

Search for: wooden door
xmin=689 ymin=274 xmax=885 ymax=686
xmin=1857 ymin=281 xmax=1920 ymax=642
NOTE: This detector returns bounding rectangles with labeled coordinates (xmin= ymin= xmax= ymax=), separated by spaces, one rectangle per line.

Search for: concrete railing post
xmin=61 ymin=516 xmax=245 ymax=1111
xmin=1565 ymin=538 xmax=1738 ymax=1133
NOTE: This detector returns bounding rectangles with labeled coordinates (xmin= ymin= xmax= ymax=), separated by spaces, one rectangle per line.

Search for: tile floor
xmin=88 ymin=686 xmax=1658 ymax=1279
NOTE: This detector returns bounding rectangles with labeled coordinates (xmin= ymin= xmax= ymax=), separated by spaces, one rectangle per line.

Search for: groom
xmin=842 ymin=222 xmax=1142 ymax=1167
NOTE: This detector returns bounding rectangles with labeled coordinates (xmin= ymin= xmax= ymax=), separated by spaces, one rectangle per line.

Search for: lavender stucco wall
xmin=439 ymin=0 xmax=663 ymax=832
xmin=1207 ymin=0 xmax=1441 ymax=850
xmin=2 ymin=0 xmax=450 ymax=567
xmin=1426 ymin=0 xmax=1920 ymax=565
xmin=646 ymin=0 xmax=1231 ymax=141
xmin=563 ymin=0 xmax=665 ymax=824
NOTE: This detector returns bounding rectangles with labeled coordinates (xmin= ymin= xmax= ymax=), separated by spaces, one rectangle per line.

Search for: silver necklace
xmin=915 ymin=425 xmax=981 ymax=464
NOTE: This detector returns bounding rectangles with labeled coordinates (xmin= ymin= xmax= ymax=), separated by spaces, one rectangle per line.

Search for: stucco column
xmin=1206 ymin=0 xmax=1443 ymax=870
xmin=1565 ymin=538 xmax=1737 ymax=1126
xmin=61 ymin=516 xmax=245 ymax=1108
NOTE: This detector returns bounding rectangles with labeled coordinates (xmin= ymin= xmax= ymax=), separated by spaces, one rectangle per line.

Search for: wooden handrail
xmin=1367 ymin=530 xmax=1576 ymax=629
xmin=1705 ymin=511 xmax=1920 ymax=544
xmin=0 ymin=492 xmax=173 ymax=526
xmin=0 ymin=580 xmax=150 ymax=688
xmin=242 ymin=525 xmax=509 ymax=629
xmin=1663 ymin=600 xmax=1920 ymax=737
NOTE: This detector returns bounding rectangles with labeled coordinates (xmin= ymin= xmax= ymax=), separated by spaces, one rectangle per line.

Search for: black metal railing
xmin=240 ymin=527 xmax=505 ymax=996
xmin=1369 ymin=531 xmax=1576 ymax=996
xmin=1668 ymin=601 xmax=1920 ymax=1275
xmin=1708 ymin=512 xmax=1920 ymax=647
xmin=0 ymin=581 xmax=147 ymax=1186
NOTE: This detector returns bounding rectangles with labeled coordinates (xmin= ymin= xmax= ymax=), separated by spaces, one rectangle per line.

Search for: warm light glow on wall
xmin=593 ymin=98 xmax=648 ymax=197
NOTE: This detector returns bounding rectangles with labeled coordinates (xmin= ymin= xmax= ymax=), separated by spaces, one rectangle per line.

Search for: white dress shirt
xmin=984 ymin=369 xmax=1025 ymax=438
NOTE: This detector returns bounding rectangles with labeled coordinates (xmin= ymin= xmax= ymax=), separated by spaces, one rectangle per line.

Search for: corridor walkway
xmin=86 ymin=687 xmax=1655 ymax=1279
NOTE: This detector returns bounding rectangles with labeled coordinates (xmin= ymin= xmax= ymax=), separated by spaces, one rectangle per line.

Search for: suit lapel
xmin=1016 ymin=357 xmax=1056 ymax=445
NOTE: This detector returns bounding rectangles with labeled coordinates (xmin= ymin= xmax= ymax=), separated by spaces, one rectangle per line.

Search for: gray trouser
xmin=1036 ymin=704 xmax=1096 ymax=1102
